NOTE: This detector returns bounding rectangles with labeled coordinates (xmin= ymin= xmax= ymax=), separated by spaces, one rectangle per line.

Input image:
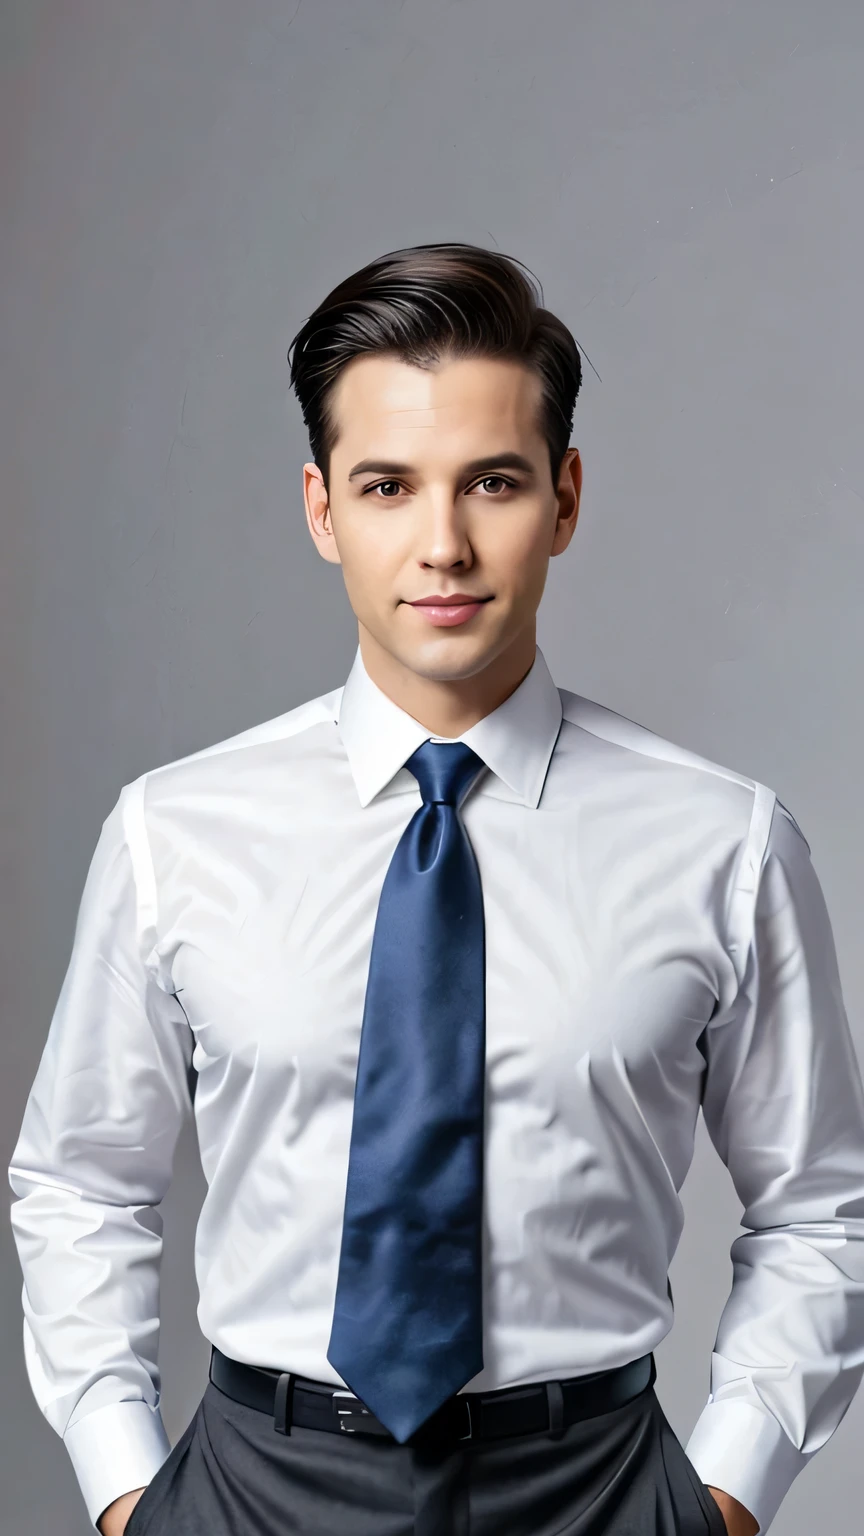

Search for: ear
xmin=303 ymin=462 xmax=343 ymax=566
xmin=551 ymin=447 xmax=581 ymax=556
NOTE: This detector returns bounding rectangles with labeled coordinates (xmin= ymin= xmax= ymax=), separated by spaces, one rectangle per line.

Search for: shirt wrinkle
xmin=8 ymin=644 xmax=864 ymax=1535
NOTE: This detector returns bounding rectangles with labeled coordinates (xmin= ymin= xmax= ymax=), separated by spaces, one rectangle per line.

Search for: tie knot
xmin=404 ymin=739 xmax=486 ymax=807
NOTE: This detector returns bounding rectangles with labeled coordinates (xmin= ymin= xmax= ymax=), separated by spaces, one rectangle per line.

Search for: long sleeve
xmin=685 ymin=799 xmax=864 ymax=1533
xmin=7 ymin=781 xmax=194 ymax=1529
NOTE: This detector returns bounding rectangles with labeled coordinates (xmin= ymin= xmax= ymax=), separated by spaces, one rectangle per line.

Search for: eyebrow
xmin=347 ymin=452 xmax=537 ymax=481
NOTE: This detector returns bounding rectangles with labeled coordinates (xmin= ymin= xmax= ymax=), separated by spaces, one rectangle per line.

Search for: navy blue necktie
xmin=327 ymin=739 xmax=488 ymax=1442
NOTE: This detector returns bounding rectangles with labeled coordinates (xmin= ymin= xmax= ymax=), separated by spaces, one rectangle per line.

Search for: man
xmin=9 ymin=243 xmax=864 ymax=1536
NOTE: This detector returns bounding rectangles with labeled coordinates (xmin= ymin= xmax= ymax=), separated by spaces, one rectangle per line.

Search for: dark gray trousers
xmin=124 ymin=1377 xmax=727 ymax=1536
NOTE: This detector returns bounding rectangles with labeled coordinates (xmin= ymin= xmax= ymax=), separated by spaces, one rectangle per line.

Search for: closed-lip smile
xmin=405 ymin=593 xmax=493 ymax=628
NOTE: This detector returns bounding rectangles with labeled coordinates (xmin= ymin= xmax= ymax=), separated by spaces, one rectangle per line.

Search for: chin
xmin=402 ymin=634 xmax=509 ymax=683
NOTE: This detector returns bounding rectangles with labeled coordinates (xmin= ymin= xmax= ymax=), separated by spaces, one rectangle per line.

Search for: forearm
xmin=9 ymin=1166 xmax=175 ymax=1522
xmin=691 ymin=802 xmax=864 ymax=1531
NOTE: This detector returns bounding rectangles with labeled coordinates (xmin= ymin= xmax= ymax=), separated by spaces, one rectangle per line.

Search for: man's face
xmin=303 ymin=352 xmax=581 ymax=684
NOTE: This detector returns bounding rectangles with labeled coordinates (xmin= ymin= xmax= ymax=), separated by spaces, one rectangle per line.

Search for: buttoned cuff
xmin=684 ymin=1398 xmax=808 ymax=1534
xmin=63 ymin=1399 xmax=172 ymax=1529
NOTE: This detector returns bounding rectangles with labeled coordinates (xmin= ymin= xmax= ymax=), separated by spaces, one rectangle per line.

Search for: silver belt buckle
xmin=331 ymin=1389 xmax=389 ymax=1435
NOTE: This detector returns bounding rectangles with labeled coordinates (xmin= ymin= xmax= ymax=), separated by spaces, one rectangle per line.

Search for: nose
xmin=416 ymin=491 xmax=474 ymax=571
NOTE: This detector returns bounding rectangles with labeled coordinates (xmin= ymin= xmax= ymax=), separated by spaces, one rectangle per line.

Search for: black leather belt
xmin=209 ymin=1346 xmax=656 ymax=1444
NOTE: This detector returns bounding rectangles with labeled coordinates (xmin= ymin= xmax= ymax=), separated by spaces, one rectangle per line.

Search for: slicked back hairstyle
xmin=287 ymin=242 xmax=582 ymax=493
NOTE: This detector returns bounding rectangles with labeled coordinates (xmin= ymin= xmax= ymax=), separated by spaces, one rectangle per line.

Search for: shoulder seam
xmin=721 ymin=781 xmax=777 ymax=999
xmin=118 ymin=777 xmax=159 ymax=956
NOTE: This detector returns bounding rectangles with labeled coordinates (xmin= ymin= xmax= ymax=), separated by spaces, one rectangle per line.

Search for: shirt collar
xmin=336 ymin=643 xmax=563 ymax=809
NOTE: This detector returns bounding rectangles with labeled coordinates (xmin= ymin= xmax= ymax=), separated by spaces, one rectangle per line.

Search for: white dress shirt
xmin=9 ymin=644 xmax=864 ymax=1532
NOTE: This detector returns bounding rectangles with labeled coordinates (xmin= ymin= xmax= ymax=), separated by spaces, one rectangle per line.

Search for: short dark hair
xmin=287 ymin=242 xmax=582 ymax=492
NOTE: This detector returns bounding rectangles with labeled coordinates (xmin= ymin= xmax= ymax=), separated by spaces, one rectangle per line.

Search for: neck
xmin=357 ymin=622 xmax=538 ymax=737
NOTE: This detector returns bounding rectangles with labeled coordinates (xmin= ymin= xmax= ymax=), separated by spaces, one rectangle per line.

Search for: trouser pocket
xmin=653 ymin=1398 xmax=726 ymax=1536
xmin=123 ymin=1405 xmax=201 ymax=1536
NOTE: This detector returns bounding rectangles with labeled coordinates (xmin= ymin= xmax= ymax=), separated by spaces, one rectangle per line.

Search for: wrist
xmin=97 ymin=1486 xmax=147 ymax=1536
xmin=706 ymin=1485 xmax=759 ymax=1536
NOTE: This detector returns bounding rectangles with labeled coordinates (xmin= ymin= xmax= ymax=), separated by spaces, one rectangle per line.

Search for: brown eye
xmin=374 ymin=480 xmax=401 ymax=497
xmin=476 ymin=476 xmax=512 ymax=494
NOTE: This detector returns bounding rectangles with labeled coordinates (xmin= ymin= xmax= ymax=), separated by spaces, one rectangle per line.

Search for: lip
xmin=407 ymin=594 xmax=493 ymax=628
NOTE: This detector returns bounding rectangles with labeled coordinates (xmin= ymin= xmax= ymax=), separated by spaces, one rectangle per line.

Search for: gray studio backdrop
xmin=3 ymin=2 xmax=864 ymax=1531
